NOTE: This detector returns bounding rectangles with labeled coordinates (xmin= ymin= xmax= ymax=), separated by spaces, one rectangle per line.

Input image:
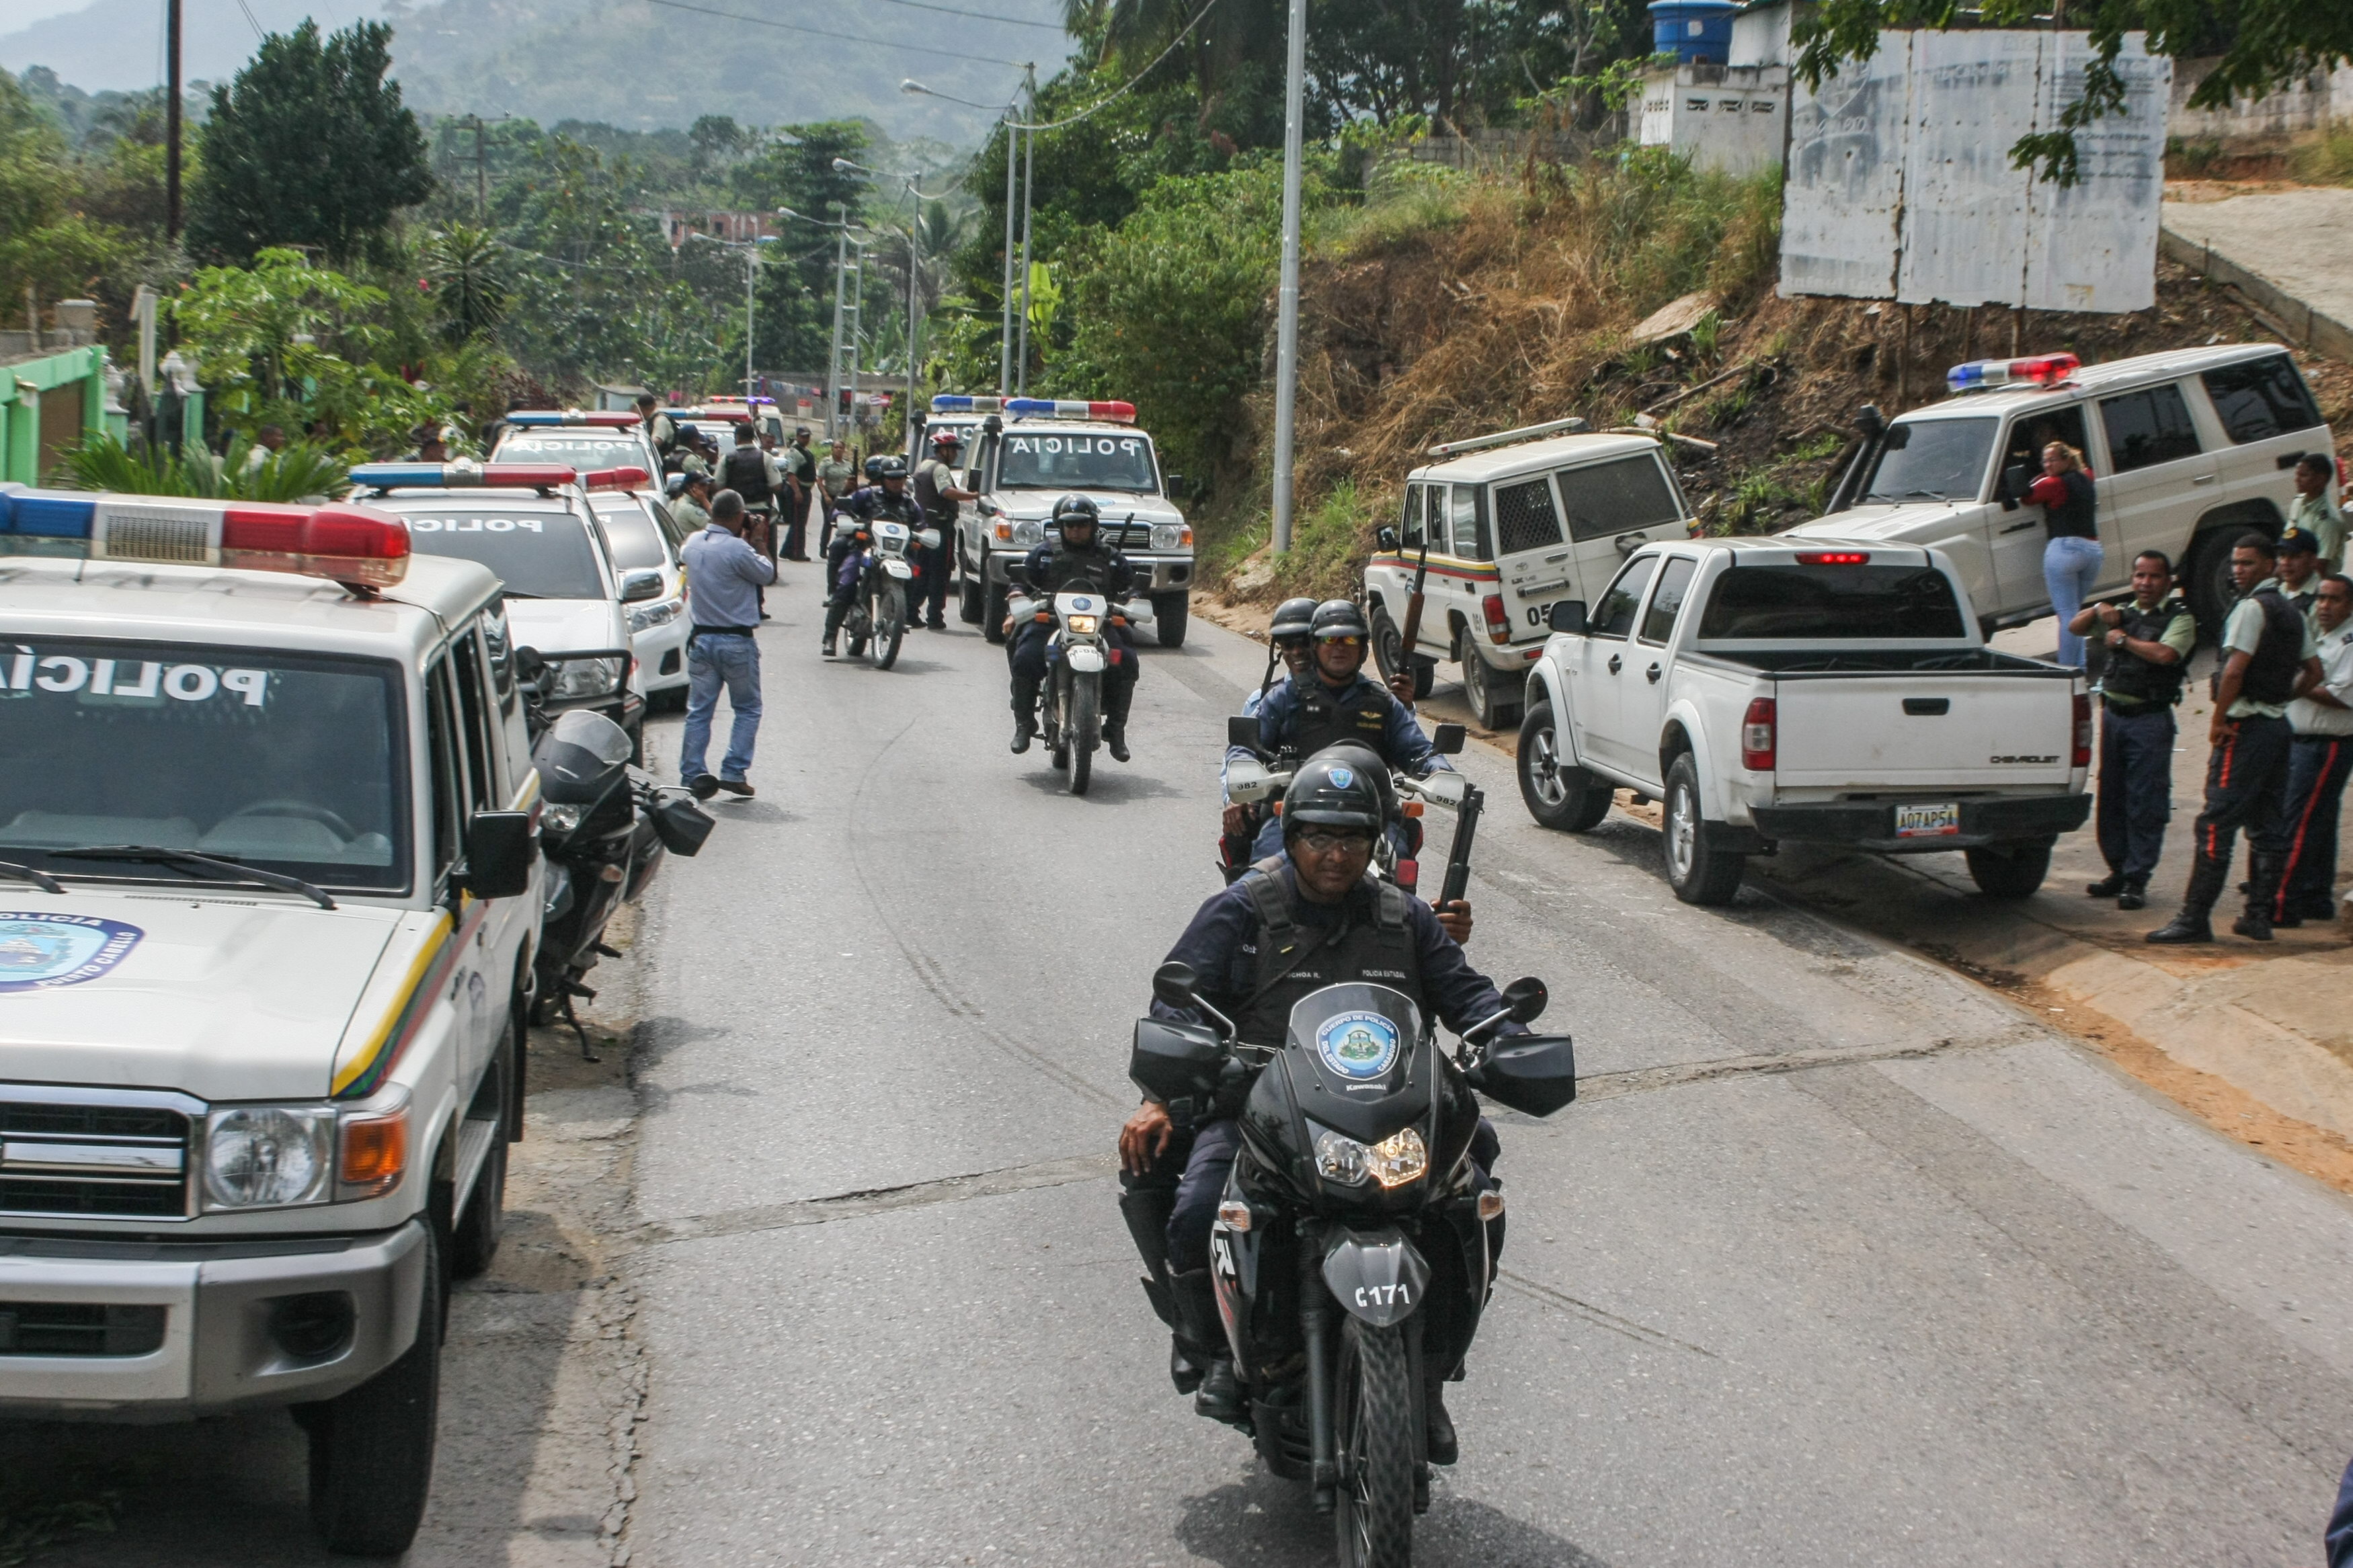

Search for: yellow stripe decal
xmin=331 ymin=910 xmax=461 ymax=1098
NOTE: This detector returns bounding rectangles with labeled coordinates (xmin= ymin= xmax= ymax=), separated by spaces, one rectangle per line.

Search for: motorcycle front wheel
xmin=871 ymin=581 xmax=905 ymax=670
xmin=1068 ymin=671 xmax=1099 ymax=796
xmin=1333 ymin=1317 xmax=1414 ymax=1568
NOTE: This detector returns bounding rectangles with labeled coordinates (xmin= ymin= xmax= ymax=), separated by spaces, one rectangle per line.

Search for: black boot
xmin=1424 ymin=1380 xmax=1459 ymax=1467
xmin=2147 ymin=855 xmax=2228 ymax=944
xmin=2117 ymin=878 xmax=2147 ymax=911
xmin=1009 ymin=678 xmax=1040 ymax=754
xmin=2086 ymin=871 xmax=2127 ymax=897
xmin=1104 ymin=680 xmax=1133 ymax=762
xmin=820 ymin=603 xmax=845 ymax=657
xmin=2233 ymin=852 xmax=2285 ymax=941
xmin=1167 ymin=1267 xmax=1242 ymax=1423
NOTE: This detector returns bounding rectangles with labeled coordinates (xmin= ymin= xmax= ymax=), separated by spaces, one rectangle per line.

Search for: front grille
xmin=1 ymin=1098 xmax=192 ymax=1219
xmin=1047 ymin=522 xmax=1158 ymax=550
xmin=0 ymin=1302 xmax=169 ymax=1356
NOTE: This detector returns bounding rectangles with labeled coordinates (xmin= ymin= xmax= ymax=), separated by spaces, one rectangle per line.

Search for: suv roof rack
xmin=1426 ymin=416 xmax=1592 ymax=459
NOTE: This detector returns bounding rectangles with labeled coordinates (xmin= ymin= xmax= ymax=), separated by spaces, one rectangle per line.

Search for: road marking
xmin=622 ymin=1151 xmax=1118 ymax=1252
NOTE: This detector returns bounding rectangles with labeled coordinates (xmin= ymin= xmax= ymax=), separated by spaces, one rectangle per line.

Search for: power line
xmin=1012 ymin=0 xmax=1215 ymax=130
xmin=857 ymin=0 xmax=1066 ymax=30
xmin=619 ymin=0 xmax=1031 ymax=65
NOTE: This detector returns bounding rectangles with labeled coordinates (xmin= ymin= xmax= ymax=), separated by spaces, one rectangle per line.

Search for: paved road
xmin=621 ymin=567 xmax=2353 ymax=1567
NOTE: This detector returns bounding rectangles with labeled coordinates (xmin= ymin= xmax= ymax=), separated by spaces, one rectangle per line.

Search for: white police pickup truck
xmin=933 ymin=397 xmax=1197 ymax=647
xmin=1518 ymin=538 xmax=2090 ymax=904
xmin=0 ymin=486 xmax=542 ymax=1556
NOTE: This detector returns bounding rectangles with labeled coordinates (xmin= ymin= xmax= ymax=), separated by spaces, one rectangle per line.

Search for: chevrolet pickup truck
xmin=1517 ymin=538 xmax=2091 ymax=903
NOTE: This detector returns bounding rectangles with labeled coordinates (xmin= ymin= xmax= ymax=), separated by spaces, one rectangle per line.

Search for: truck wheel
xmin=1462 ymin=646 xmax=1521 ymax=731
xmin=1152 ymin=591 xmax=1189 ymax=648
xmin=1964 ymin=840 xmax=2052 ymax=898
xmin=2184 ymin=528 xmax=2242 ymax=644
xmin=957 ymin=554 xmax=984 ymax=624
xmin=305 ymin=1229 xmax=440 ymax=1557
xmin=1518 ymin=702 xmax=1611 ymax=831
xmin=1662 ymin=753 xmax=1744 ymax=905
xmin=984 ymin=580 xmax=1009 ymax=645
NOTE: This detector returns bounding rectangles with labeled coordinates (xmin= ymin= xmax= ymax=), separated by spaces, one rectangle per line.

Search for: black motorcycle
xmin=1133 ymin=964 xmax=1574 ymax=1568
xmin=526 ymin=707 xmax=713 ymax=1055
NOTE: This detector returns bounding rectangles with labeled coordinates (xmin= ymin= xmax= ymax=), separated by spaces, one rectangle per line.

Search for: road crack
xmin=621 ymin=1151 xmax=1119 ymax=1251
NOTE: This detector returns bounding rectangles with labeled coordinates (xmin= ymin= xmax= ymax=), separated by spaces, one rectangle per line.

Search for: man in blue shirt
xmin=678 ymin=489 xmax=777 ymax=800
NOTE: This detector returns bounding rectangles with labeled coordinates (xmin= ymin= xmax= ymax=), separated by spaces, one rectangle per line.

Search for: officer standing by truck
xmin=912 ymin=429 xmax=976 ymax=632
xmin=2274 ymin=573 xmax=2353 ymax=927
xmin=2072 ymin=551 xmax=2196 ymax=910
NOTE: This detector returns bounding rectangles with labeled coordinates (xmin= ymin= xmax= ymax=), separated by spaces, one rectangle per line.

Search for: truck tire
xmin=305 ymin=1229 xmax=440 ymax=1557
xmin=1152 ymin=591 xmax=1189 ymax=648
xmin=957 ymin=546 xmax=984 ymax=624
xmin=1661 ymin=753 xmax=1744 ymax=905
xmin=2184 ymin=528 xmax=2245 ymax=645
xmin=984 ymin=579 xmax=1009 ymax=645
xmin=1518 ymin=702 xmax=1611 ymax=831
xmin=1964 ymin=840 xmax=2052 ymax=898
xmin=1461 ymin=640 xmax=1521 ymax=731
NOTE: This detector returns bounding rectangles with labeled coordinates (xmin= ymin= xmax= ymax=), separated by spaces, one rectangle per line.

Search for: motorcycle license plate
xmin=1893 ymin=802 xmax=1960 ymax=839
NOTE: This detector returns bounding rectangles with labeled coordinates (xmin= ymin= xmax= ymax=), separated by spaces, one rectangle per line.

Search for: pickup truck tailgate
xmin=1773 ymin=673 xmax=2077 ymax=790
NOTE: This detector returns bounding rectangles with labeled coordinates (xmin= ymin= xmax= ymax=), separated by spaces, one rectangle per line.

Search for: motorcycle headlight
xmin=1314 ymin=1124 xmax=1427 ymax=1190
xmin=1315 ymin=1126 xmax=1369 ymax=1186
xmin=202 ymin=1094 xmax=411 ymax=1211
xmin=549 ymin=655 xmax=625 ymax=700
xmin=1011 ymin=518 xmax=1044 ymax=547
xmin=1065 ymin=613 xmax=1099 ymax=635
xmin=544 ymin=800 xmax=585 ymax=833
xmin=1151 ymin=523 xmax=1191 ymax=551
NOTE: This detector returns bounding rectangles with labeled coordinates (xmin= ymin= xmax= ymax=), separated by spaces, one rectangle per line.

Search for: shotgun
xmin=1438 ymin=782 xmax=1484 ymax=911
xmin=1390 ymin=536 xmax=1432 ymax=700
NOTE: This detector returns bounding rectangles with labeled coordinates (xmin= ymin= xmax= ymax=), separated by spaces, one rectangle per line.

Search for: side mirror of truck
xmin=620 ymin=569 xmax=664 ymax=603
xmin=1164 ymin=471 xmax=1185 ymax=493
xmin=1228 ymin=715 xmax=1263 ymax=751
xmin=1882 ymin=423 xmax=1911 ymax=450
xmin=1430 ymin=723 xmax=1466 ymax=754
xmin=1999 ymin=462 xmax=2032 ymax=511
xmin=513 ymin=645 xmax=548 ymax=683
xmin=1375 ymin=525 xmax=1400 ymax=553
xmin=464 ymin=811 xmax=535 ymax=900
xmin=1548 ymin=600 xmax=1588 ymax=635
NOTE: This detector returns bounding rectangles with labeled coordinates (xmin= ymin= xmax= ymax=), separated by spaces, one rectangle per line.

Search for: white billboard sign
xmin=1780 ymin=30 xmax=2169 ymax=313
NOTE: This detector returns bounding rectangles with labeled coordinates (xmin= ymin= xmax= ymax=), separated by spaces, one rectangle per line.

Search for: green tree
xmin=420 ymin=224 xmax=511 ymax=343
xmin=185 ymin=21 xmax=432 ymax=265
xmin=0 ymin=69 xmax=129 ymax=310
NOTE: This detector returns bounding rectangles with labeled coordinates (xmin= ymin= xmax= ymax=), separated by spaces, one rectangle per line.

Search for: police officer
xmin=1008 ymin=495 xmax=1140 ymax=759
xmin=1250 ymin=600 xmax=1452 ymax=858
xmin=719 ymin=422 xmax=780 ymax=579
xmin=912 ymin=429 xmax=978 ymax=632
xmin=1117 ymin=755 xmax=1504 ymax=1459
xmin=668 ymin=469 xmax=715 ymax=532
xmin=637 ymin=393 xmax=676 ymax=461
xmin=2149 ymin=532 xmax=2325 ymax=944
xmin=1220 ymin=597 xmax=1316 ymax=875
xmin=822 ymin=457 xmax=924 ymax=657
xmin=2071 ymin=550 xmax=2195 ymax=910
xmin=2274 ymin=526 xmax=2324 ymax=620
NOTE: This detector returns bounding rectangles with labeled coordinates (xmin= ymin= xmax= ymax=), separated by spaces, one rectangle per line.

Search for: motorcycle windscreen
xmin=1283 ymin=983 xmax=1432 ymax=1144
xmin=1466 ymin=1033 xmax=1578 ymax=1117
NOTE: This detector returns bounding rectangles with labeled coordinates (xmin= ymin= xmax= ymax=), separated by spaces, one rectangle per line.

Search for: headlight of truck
xmin=1011 ymin=518 xmax=1044 ymax=547
xmin=1313 ymin=1124 xmax=1427 ymax=1190
xmin=629 ymin=595 xmax=684 ymax=633
xmin=1151 ymin=523 xmax=1191 ymax=551
xmin=202 ymin=1092 xmax=411 ymax=1210
xmin=548 ymin=655 xmax=625 ymax=700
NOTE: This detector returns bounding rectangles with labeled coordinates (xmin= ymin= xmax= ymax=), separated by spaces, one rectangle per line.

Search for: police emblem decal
xmin=1329 ymin=766 xmax=1354 ymax=789
xmin=0 ymin=913 xmax=143 ymax=994
xmin=1314 ymin=1010 xmax=1400 ymax=1080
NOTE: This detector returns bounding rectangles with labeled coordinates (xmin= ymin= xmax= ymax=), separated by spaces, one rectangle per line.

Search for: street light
xmin=780 ymin=205 xmax=873 ymax=442
xmin=690 ymin=231 xmax=779 ymax=400
xmin=1269 ymin=0 xmax=1307 ymax=554
xmin=906 ymin=74 xmax=1031 ymax=395
xmin=834 ymin=159 xmax=936 ymax=459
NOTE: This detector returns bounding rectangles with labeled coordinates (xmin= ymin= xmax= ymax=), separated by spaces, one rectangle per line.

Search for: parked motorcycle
xmin=524 ymin=707 xmax=713 ymax=1055
xmin=1133 ymin=964 xmax=1574 ymax=1568
xmin=838 ymin=519 xmax=939 ymax=671
xmin=1010 ymin=588 xmax=1151 ymax=796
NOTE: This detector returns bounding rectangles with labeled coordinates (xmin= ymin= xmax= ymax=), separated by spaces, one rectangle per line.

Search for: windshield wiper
xmin=0 ymin=858 xmax=63 ymax=895
xmin=50 ymin=847 xmax=337 ymax=909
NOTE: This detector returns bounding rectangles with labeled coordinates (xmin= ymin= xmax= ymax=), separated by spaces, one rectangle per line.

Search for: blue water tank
xmin=1648 ymin=0 xmax=1739 ymax=64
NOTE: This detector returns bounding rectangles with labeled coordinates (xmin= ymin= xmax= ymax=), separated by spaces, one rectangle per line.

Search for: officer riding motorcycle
xmin=1008 ymin=494 xmax=1141 ymax=761
xmin=1118 ymin=754 xmax=1511 ymax=1468
xmin=824 ymin=457 xmax=924 ymax=657
xmin=1221 ymin=596 xmax=1318 ymax=876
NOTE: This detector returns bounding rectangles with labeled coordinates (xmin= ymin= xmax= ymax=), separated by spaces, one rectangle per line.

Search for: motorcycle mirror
xmin=651 ymin=795 xmax=716 ymax=857
xmin=1226 ymin=715 xmax=1263 ymax=751
xmin=514 ymin=645 xmax=549 ymax=682
xmin=1502 ymin=976 xmax=1548 ymax=1024
xmin=1430 ymin=723 xmax=1466 ymax=755
xmin=1152 ymin=960 xmax=1201 ymax=1010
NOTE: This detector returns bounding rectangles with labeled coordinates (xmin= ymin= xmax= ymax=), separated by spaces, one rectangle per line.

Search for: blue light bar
xmin=348 ymin=464 xmax=446 ymax=488
xmin=0 ymin=493 xmax=98 ymax=538
xmin=930 ymin=395 xmax=1002 ymax=413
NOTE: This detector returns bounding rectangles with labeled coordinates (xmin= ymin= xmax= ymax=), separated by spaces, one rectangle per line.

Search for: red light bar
xmin=1795 ymin=551 xmax=1870 ymax=565
xmin=221 ymin=503 xmax=411 ymax=586
xmin=582 ymin=466 xmax=650 ymax=491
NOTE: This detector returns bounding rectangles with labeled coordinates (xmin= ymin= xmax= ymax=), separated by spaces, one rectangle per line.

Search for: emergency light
xmin=1945 ymin=354 xmax=2079 ymax=395
xmin=930 ymin=395 xmax=1135 ymax=423
xmin=504 ymin=410 xmax=641 ymax=427
xmin=350 ymin=462 xmax=582 ymax=492
xmin=0 ymin=489 xmax=411 ymax=586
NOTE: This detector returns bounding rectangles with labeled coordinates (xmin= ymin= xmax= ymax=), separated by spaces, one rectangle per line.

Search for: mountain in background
xmin=1 ymin=0 xmax=1064 ymax=141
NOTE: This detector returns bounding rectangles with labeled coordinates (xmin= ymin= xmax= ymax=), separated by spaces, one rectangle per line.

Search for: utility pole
xmin=1015 ymin=117 xmax=1035 ymax=395
xmin=473 ymin=116 xmax=489 ymax=218
xmin=847 ymin=242 xmax=865 ymax=444
xmin=1269 ymin=0 xmax=1308 ymax=553
xmin=904 ymin=189 xmax=921 ymax=461
xmin=827 ymin=211 xmax=848 ymax=440
xmin=744 ymin=246 xmax=757 ymax=397
xmin=165 ymin=0 xmax=182 ymax=242
xmin=998 ymin=110 xmax=1018 ymax=396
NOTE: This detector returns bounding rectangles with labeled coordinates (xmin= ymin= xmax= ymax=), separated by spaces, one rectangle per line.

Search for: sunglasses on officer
xmin=1294 ymin=827 xmax=1375 ymax=856
xmin=1317 ymin=634 xmax=1367 ymax=650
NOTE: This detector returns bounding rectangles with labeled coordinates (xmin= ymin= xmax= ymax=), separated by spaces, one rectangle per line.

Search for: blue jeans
xmin=2044 ymin=534 xmax=2104 ymax=668
xmin=680 ymin=632 xmax=762 ymax=784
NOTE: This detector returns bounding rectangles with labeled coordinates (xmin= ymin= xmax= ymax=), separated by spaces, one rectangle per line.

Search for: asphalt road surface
xmin=619 ymin=572 xmax=2353 ymax=1567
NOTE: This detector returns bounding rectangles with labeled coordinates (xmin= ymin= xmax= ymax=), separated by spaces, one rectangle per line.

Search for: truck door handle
xmin=1999 ymin=520 xmax=2038 ymax=534
xmin=1903 ymin=697 xmax=1950 ymax=715
xmin=1607 ymin=653 xmax=1622 ymax=675
xmin=2192 ymin=473 xmax=2217 ymax=485
xmin=1645 ymin=663 xmax=1662 ymax=683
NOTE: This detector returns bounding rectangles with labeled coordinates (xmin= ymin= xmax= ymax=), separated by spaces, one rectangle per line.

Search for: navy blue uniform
xmin=1248 ymin=671 xmax=1450 ymax=858
xmin=1010 ymin=538 xmax=1141 ymax=693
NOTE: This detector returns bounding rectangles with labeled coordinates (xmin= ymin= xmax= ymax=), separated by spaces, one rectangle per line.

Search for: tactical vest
xmin=1287 ymin=677 xmax=1395 ymax=760
xmin=913 ymin=460 xmax=959 ymax=528
xmin=1232 ymin=860 xmax=1421 ymax=1049
xmin=2102 ymin=597 xmax=2191 ymax=708
xmin=721 ymin=447 xmax=771 ymax=506
xmin=2242 ymin=588 xmax=2305 ymax=706
xmin=1031 ymin=543 xmax=1117 ymax=597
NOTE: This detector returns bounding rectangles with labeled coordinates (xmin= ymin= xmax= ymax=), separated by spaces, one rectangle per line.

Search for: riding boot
xmin=1009 ymin=677 xmax=1040 ymax=754
xmin=1167 ymin=1267 xmax=1241 ymax=1423
xmin=1104 ymin=679 xmax=1134 ymax=762
xmin=1423 ymin=1378 xmax=1459 ymax=1467
xmin=2147 ymin=853 xmax=2229 ymax=944
xmin=2233 ymin=852 xmax=2285 ymax=942
xmin=820 ymin=602 xmax=846 ymax=657
xmin=2085 ymin=872 xmax=2126 ymax=898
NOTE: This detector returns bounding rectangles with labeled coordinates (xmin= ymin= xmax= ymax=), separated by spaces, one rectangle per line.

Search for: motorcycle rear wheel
xmin=871 ymin=581 xmax=906 ymax=670
xmin=1333 ymin=1319 xmax=1414 ymax=1568
xmin=1068 ymin=673 xmax=1099 ymax=796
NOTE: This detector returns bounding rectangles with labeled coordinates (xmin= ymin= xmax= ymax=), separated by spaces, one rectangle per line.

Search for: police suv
xmin=488 ymin=409 xmax=661 ymax=479
xmin=934 ymin=397 xmax=1197 ymax=647
xmin=0 ymin=487 xmax=541 ymax=1555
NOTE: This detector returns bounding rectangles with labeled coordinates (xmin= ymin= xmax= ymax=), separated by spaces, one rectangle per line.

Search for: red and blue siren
xmin=503 ymin=409 xmax=642 ymax=427
xmin=1946 ymin=353 xmax=2080 ymax=395
xmin=0 ymin=489 xmax=411 ymax=586
xmin=930 ymin=395 xmax=1135 ymax=423
xmin=349 ymin=462 xmax=648 ymax=493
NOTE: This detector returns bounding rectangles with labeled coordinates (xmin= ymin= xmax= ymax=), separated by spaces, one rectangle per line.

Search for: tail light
xmin=1741 ymin=697 xmax=1776 ymax=772
xmin=2073 ymin=692 xmax=2092 ymax=768
xmin=1794 ymin=551 xmax=1870 ymax=565
xmin=1480 ymin=593 xmax=1511 ymax=644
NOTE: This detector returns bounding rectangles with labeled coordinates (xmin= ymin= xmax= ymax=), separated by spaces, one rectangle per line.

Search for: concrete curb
xmin=2158 ymin=222 xmax=2353 ymax=363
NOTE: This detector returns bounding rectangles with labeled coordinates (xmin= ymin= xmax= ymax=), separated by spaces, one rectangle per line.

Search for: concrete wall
xmin=1637 ymin=63 xmax=1790 ymax=176
xmin=0 ymin=344 xmax=108 ymax=485
xmin=2169 ymin=58 xmax=2353 ymax=147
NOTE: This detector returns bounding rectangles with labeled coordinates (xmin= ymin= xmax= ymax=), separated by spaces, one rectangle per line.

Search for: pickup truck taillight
xmin=1481 ymin=593 xmax=1511 ymax=645
xmin=1741 ymin=698 xmax=1776 ymax=771
xmin=2073 ymin=693 xmax=2092 ymax=768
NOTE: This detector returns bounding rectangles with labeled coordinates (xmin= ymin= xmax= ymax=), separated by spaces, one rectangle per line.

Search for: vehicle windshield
xmin=1698 ymin=564 xmax=1968 ymax=640
xmin=1860 ymin=417 xmax=1997 ymax=503
xmin=997 ymin=430 xmax=1158 ymax=493
xmin=490 ymin=434 xmax=648 ymax=473
xmin=590 ymin=498 xmax=669 ymax=571
xmin=376 ymin=500 xmax=606 ymax=599
xmin=0 ymin=640 xmax=409 ymax=892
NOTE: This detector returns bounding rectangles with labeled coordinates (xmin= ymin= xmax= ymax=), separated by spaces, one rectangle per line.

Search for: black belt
xmin=691 ymin=625 xmax=757 ymax=638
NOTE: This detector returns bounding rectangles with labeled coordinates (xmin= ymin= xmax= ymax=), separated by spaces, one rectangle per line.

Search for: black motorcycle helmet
xmin=1310 ymin=599 xmax=1371 ymax=642
xmin=1280 ymin=748 xmax=1388 ymax=839
xmin=876 ymin=456 xmax=909 ymax=481
xmin=863 ymin=455 xmax=887 ymax=480
xmin=1269 ymin=595 xmax=1317 ymax=644
xmin=1051 ymin=493 xmax=1100 ymax=530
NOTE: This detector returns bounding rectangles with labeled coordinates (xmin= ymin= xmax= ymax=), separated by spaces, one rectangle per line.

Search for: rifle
xmin=1437 ymin=782 xmax=1484 ymax=911
xmin=1393 ymin=536 xmax=1432 ymax=698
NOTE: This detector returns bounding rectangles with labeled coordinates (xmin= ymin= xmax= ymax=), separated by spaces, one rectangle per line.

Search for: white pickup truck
xmin=1516 ymin=538 xmax=2091 ymax=903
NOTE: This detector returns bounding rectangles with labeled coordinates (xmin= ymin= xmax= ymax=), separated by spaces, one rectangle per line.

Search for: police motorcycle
xmin=1006 ymin=585 xmax=1152 ymax=796
xmin=838 ymin=515 xmax=940 ymax=671
xmin=1223 ymin=729 xmax=1474 ymax=896
xmin=1133 ymin=964 xmax=1575 ymax=1567
xmin=515 ymin=667 xmax=715 ymax=1055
